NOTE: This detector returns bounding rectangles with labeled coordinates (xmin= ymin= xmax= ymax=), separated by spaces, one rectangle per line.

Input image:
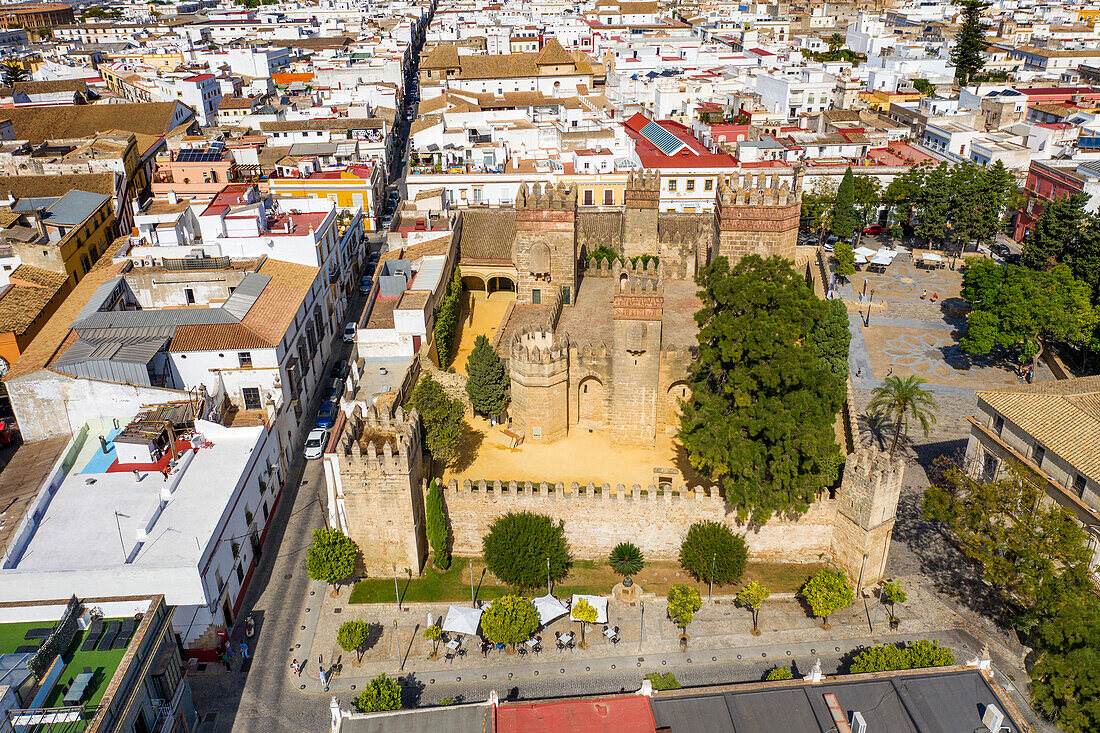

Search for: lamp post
xmin=709 ymin=552 xmax=716 ymax=603
xmin=469 ymin=558 xmax=475 ymax=608
xmin=393 ymin=565 xmax=401 ymax=612
xmin=865 ymin=288 xmax=875 ymax=327
xmin=546 ymin=557 xmax=551 ymax=596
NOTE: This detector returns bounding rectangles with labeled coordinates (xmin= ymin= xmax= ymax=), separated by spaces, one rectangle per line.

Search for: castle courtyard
xmin=443 ymin=416 xmax=708 ymax=490
xmin=452 ymin=290 xmax=515 ymax=376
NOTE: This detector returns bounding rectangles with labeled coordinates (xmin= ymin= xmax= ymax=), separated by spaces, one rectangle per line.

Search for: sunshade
xmin=441 ymin=605 xmax=482 ymax=635
xmin=533 ymin=594 xmax=570 ymax=626
xmin=570 ymin=594 xmax=608 ymax=624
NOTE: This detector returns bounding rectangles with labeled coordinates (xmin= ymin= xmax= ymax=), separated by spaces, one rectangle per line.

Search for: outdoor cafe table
xmin=602 ymin=627 xmax=617 ymax=639
xmin=524 ymin=638 xmax=539 ymax=649
xmin=63 ymin=672 xmax=93 ymax=705
xmin=446 ymin=639 xmax=461 ymax=651
xmin=559 ymin=632 xmax=574 ymax=644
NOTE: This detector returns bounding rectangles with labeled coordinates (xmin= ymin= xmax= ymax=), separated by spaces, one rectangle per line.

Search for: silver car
xmin=304 ymin=428 xmax=328 ymax=460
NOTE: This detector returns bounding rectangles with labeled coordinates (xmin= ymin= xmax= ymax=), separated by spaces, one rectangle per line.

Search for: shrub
xmin=646 ymin=672 xmax=681 ymax=690
xmin=765 ymin=665 xmax=794 ymax=681
xmin=667 ymin=584 xmax=702 ymax=630
xmin=433 ymin=267 xmax=462 ymax=366
xmin=425 ymin=479 xmax=451 ymax=570
xmin=480 ymin=594 xmax=540 ymax=647
xmin=482 ymin=511 xmax=572 ymax=589
xmin=356 ymin=673 xmax=401 ymax=712
xmin=679 ymin=521 xmax=747 ymax=587
xmin=848 ymin=639 xmax=955 ymax=674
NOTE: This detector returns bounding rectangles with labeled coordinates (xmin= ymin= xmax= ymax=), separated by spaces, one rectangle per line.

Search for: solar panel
xmin=176 ymin=148 xmax=221 ymax=162
xmin=640 ymin=120 xmax=686 ymax=156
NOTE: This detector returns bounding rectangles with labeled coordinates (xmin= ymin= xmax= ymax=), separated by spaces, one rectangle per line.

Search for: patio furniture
xmin=602 ymin=627 xmax=617 ymax=640
xmin=518 ymin=646 xmax=527 ymax=656
xmin=15 ymin=645 xmax=37 ymax=653
xmin=97 ymin=621 xmax=121 ymax=651
xmin=446 ymin=639 xmax=460 ymax=651
xmin=559 ymin=632 xmax=574 ymax=645
xmin=24 ymin=627 xmax=52 ymax=640
xmin=112 ymin=619 xmax=135 ymax=650
xmin=444 ymin=651 xmax=454 ymax=663
xmin=63 ymin=672 xmax=94 ymax=705
xmin=524 ymin=638 xmax=539 ymax=649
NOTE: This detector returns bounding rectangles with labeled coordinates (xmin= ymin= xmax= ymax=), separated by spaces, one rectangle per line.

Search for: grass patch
xmin=350 ymin=558 xmax=823 ymax=604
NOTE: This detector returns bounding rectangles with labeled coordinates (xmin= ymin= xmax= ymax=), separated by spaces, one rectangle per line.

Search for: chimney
xmin=168 ymin=190 xmax=179 ymax=205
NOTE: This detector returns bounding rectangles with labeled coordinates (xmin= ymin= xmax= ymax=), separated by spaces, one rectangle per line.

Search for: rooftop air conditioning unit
xmin=849 ymin=712 xmax=866 ymax=733
xmin=982 ymin=704 xmax=1005 ymax=732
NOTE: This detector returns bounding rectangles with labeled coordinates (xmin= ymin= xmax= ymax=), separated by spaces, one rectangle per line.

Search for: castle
xmin=330 ymin=167 xmax=905 ymax=589
xmin=458 ymin=168 xmax=803 ymax=446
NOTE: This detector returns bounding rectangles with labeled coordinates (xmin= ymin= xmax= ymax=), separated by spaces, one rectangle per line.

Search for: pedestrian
xmin=319 ymin=665 xmax=329 ymax=692
xmin=931 ymin=292 xmax=938 ymax=302
xmin=161 ymin=466 xmax=170 ymax=482
xmin=921 ymin=289 xmax=927 ymax=300
xmin=239 ymin=641 xmax=249 ymax=659
xmin=856 ymin=367 xmax=863 ymax=378
xmin=220 ymin=648 xmax=231 ymax=671
xmin=1027 ymin=367 xmax=1034 ymax=384
xmin=291 ymin=659 xmax=299 ymax=677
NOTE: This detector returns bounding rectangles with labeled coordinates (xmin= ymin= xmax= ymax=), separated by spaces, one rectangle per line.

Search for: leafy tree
xmin=911 ymin=78 xmax=935 ymax=96
xmin=608 ymin=542 xmax=644 ymax=583
xmin=667 ymin=584 xmax=702 ymax=631
xmin=423 ymin=623 xmax=442 ymax=658
xmin=480 ymin=594 xmax=540 ymax=648
xmin=1023 ymin=193 xmax=1088 ymax=272
xmin=881 ymin=580 xmax=907 ymax=621
xmin=1030 ymin=595 xmax=1100 ymax=733
xmin=849 ymin=640 xmax=954 ymax=673
xmin=765 ymin=665 xmax=794 ymax=681
xmin=976 ymin=161 xmax=1017 ymax=246
xmin=407 ymin=374 xmax=465 ymax=468
xmin=800 ymin=569 xmax=854 ymax=628
xmin=306 ymin=528 xmax=358 ymax=595
xmin=831 ymin=168 xmax=859 ymax=239
xmin=810 ymin=299 xmax=851 ymax=383
xmin=425 ymin=479 xmax=450 ymax=570
xmin=679 ymin=256 xmax=845 ymax=523
xmin=482 ymin=511 xmax=572 ymax=589
xmin=801 ymin=178 xmax=836 ymax=234
xmin=356 ymin=673 xmax=401 ymax=713
xmin=433 ymin=267 xmax=463 ymax=366
xmin=337 ymin=619 xmax=371 ymax=662
xmin=827 ymin=32 xmax=845 ymax=52
xmin=950 ymin=0 xmax=990 ymax=85
xmin=914 ymin=163 xmax=951 ymax=244
xmin=960 ymin=260 xmax=1097 ymax=367
xmin=572 ymin=597 xmax=598 ymax=648
xmin=833 ymin=241 xmax=855 ymax=279
xmin=679 ymin=520 xmax=747 ymax=587
xmin=851 ymin=173 xmax=882 ymax=228
xmin=882 ymin=163 xmax=929 ymax=228
xmin=923 ymin=457 xmax=1092 ymax=631
xmin=1 ymin=62 xmax=27 ymax=87
xmin=736 ymin=581 xmax=771 ymax=634
xmin=865 ymin=375 xmax=938 ymax=456
xmin=645 ymin=672 xmax=681 ymax=690
xmin=465 ymin=335 xmax=509 ymax=417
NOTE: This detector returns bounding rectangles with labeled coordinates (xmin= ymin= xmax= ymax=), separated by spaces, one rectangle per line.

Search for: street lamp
xmin=393 ymin=565 xmax=401 ymax=612
xmin=546 ymin=557 xmax=551 ymax=596
xmin=865 ymin=288 xmax=875 ymax=327
xmin=709 ymin=552 xmax=716 ymax=603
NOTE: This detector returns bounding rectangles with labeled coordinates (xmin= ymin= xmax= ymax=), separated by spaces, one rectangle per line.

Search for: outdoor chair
xmin=556 ymin=640 xmax=566 ymax=651
xmin=444 ymin=652 xmax=455 ymax=663
xmin=517 ymin=646 xmax=527 ymax=656
xmin=457 ymin=648 xmax=467 ymax=658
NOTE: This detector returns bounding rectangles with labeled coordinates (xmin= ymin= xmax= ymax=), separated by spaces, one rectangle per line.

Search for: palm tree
xmin=608 ymin=542 xmax=645 ymax=587
xmin=866 ymin=375 xmax=938 ymax=456
xmin=827 ymin=33 xmax=845 ymax=53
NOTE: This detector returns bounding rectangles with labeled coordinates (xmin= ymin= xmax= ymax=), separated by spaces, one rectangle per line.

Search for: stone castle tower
xmin=514 ymin=182 xmax=577 ymax=305
xmin=622 ymin=169 xmax=660 ymax=258
xmin=336 ymin=404 xmax=427 ymax=574
xmin=831 ymin=448 xmax=906 ymax=588
xmin=609 ymin=276 xmax=664 ymax=446
xmin=509 ymin=327 xmax=571 ymax=443
xmin=714 ymin=169 xmax=802 ymax=263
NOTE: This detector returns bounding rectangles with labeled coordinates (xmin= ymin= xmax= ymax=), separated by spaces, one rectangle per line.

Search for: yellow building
xmin=268 ymin=164 xmax=385 ymax=224
xmin=8 ymin=190 xmax=116 ymax=287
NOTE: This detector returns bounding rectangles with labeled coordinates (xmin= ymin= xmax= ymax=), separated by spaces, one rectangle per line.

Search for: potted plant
xmin=423 ymin=624 xmax=441 ymax=659
xmin=608 ymin=542 xmax=644 ymax=588
xmin=881 ymin=580 xmax=907 ymax=629
xmin=667 ymin=584 xmax=701 ymax=648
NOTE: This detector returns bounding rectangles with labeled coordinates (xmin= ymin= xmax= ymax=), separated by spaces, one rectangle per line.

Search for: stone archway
xmin=488 ymin=275 xmax=517 ymax=298
xmin=462 ymin=274 xmax=487 ymax=297
xmin=578 ymin=376 xmax=604 ymax=427
xmin=665 ymin=381 xmax=692 ymax=425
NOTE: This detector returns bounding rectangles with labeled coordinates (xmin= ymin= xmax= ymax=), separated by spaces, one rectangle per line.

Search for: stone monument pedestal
xmin=612 ymin=581 xmax=641 ymax=603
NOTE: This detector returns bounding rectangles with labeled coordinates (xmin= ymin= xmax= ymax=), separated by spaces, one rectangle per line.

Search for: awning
xmin=441 ymin=605 xmax=482 ymax=635
xmin=854 ymin=246 xmax=877 ymax=257
xmin=922 ymin=253 xmax=943 ymax=262
xmin=854 ymin=254 xmax=868 ymax=264
xmin=874 ymin=248 xmax=897 ymax=258
xmin=870 ymin=253 xmax=894 ymax=265
xmin=533 ymin=594 xmax=570 ymax=626
xmin=570 ymin=594 xmax=608 ymax=624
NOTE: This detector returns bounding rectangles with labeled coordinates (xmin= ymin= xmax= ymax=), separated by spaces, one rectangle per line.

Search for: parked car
xmin=343 ymin=322 xmax=357 ymax=342
xmin=359 ymin=276 xmax=372 ymax=295
xmin=315 ymin=401 xmax=338 ymax=429
xmin=990 ymin=242 xmax=1011 ymax=259
xmin=381 ymin=215 xmax=393 ymax=229
xmin=862 ymin=224 xmax=884 ymax=235
xmin=824 ymin=235 xmax=838 ymax=251
xmin=304 ymin=428 xmax=328 ymax=460
xmin=328 ymin=377 xmax=343 ymax=403
xmin=329 ymin=362 xmax=349 ymax=383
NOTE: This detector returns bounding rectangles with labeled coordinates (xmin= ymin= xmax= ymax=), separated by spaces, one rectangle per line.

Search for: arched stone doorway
xmin=578 ymin=376 xmax=604 ymax=427
xmin=462 ymin=275 xmax=487 ymax=297
xmin=487 ymin=275 xmax=517 ymax=299
xmin=618 ymin=272 xmax=630 ymax=292
xmin=665 ymin=381 xmax=692 ymax=426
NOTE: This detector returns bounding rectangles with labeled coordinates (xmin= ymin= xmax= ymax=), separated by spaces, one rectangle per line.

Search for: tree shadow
xmin=398 ymin=673 xmax=425 ymax=708
xmin=363 ymin=622 xmax=385 ymax=652
xmin=450 ymin=424 xmax=485 ymax=473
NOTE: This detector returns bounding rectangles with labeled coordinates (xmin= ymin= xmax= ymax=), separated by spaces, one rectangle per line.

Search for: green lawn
xmin=0 ymin=619 xmax=127 ymax=709
xmin=350 ymin=558 xmax=823 ymax=604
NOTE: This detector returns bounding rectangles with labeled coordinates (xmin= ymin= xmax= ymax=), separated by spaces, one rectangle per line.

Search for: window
xmin=184 ymin=288 xmax=195 ymax=304
xmin=238 ymin=352 xmax=253 ymax=369
xmin=562 ymin=286 xmax=571 ymax=305
xmin=667 ymin=179 xmax=677 ymax=191
xmin=242 ymin=387 xmax=262 ymax=410
xmin=583 ymin=189 xmax=593 ymax=205
xmin=1073 ymin=473 xmax=1087 ymax=496
xmin=993 ymin=415 xmax=1004 ymax=435
xmin=686 ymin=179 xmax=695 ymax=192
xmin=604 ymin=189 xmax=614 ymax=205
xmin=80 ymin=255 xmax=91 ymax=274
xmin=531 ymin=289 xmax=541 ymax=304
xmin=236 ymin=562 xmax=245 ymax=583
xmin=1033 ymin=444 xmax=1046 ymax=467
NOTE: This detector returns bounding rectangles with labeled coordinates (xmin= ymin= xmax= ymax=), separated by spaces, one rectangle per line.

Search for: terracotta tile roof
xmin=166 ymin=322 xmax=271 ymax=352
xmin=240 ymin=257 xmax=318 ymax=344
xmin=0 ymin=264 xmax=68 ymax=335
xmin=2 ymin=102 xmax=193 ymax=144
xmin=0 ymin=173 xmax=115 ymax=198
xmin=977 ymin=376 xmax=1100 ymax=484
xmin=7 ymin=235 xmax=129 ymax=381
xmin=459 ymin=210 xmax=515 ymax=261
xmin=0 ymin=78 xmax=87 ymax=99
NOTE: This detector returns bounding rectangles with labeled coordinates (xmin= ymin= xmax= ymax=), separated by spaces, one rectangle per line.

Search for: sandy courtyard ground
xmin=444 ymin=417 xmax=707 ymax=490
xmin=452 ymin=291 xmax=514 ymax=375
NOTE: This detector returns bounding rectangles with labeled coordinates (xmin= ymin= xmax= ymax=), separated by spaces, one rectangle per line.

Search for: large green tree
xmin=831 ymin=168 xmax=859 ymax=239
xmin=679 ymin=520 xmax=747 ymax=587
xmin=960 ymin=259 xmax=1097 ymax=366
xmin=1030 ymin=595 xmax=1100 ymax=733
xmin=851 ymin=173 xmax=882 ymax=229
xmin=407 ymin=373 xmax=466 ymax=468
xmin=950 ymin=0 xmax=990 ymax=85
xmin=914 ymin=163 xmax=951 ymax=244
xmin=480 ymin=594 xmax=540 ymax=648
xmin=306 ymin=528 xmax=358 ymax=595
xmin=425 ymin=479 xmax=450 ymax=570
xmin=465 ymin=334 xmax=510 ymax=417
xmin=1023 ymin=193 xmax=1089 ymax=271
xmin=810 ymin=299 xmax=851 ymax=383
xmin=482 ymin=511 xmax=572 ymax=589
xmin=923 ymin=457 xmax=1093 ymax=631
xmin=679 ymin=256 xmax=845 ymax=523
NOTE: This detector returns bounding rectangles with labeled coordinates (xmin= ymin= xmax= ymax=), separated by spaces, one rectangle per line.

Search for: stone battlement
xmin=582 ymin=257 xmax=660 ymax=278
xmin=339 ymin=403 xmax=420 ymax=476
xmin=516 ymin=181 xmax=577 ymax=211
xmin=626 ymin=169 xmax=661 ymax=192
xmin=510 ymin=326 xmax=570 ymax=364
xmin=717 ymin=171 xmax=801 ymax=209
xmin=450 ymin=478 xmax=726 ymax=508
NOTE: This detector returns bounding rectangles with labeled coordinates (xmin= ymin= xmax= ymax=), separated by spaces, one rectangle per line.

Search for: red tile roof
xmin=495 ymin=696 xmax=657 ymax=733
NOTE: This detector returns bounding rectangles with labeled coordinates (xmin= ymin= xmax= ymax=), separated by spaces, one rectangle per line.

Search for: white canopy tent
xmin=854 ymin=246 xmax=877 ymax=258
xmin=441 ymin=605 xmax=482 ymax=635
xmin=922 ymin=253 xmax=943 ymax=262
xmin=570 ymin=594 xmax=609 ymax=624
xmin=854 ymin=254 xmax=868 ymax=264
xmin=870 ymin=253 xmax=894 ymax=266
xmin=874 ymin=248 xmax=898 ymax=259
xmin=533 ymin=594 xmax=570 ymax=626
